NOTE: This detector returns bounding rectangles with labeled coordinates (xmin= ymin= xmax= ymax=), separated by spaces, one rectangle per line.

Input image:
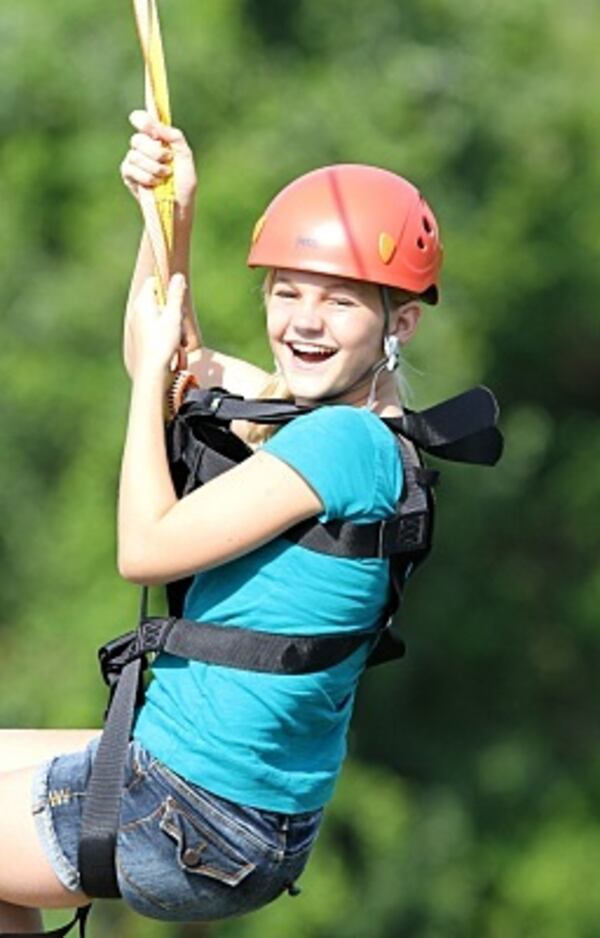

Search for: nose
xmin=291 ymin=296 xmax=324 ymax=333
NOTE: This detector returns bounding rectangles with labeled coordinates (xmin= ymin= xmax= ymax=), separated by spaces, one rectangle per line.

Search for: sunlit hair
xmin=245 ymin=271 xmax=418 ymax=446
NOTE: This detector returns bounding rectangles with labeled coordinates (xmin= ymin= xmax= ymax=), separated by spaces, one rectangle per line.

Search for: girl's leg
xmin=0 ymin=734 xmax=99 ymax=932
xmin=0 ymin=901 xmax=43 ymax=934
xmin=0 ymin=730 xmax=100 ymax=776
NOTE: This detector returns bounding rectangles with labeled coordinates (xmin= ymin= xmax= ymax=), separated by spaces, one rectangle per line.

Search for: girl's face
xmin=266 ymin=269 xmax=389 ymax=404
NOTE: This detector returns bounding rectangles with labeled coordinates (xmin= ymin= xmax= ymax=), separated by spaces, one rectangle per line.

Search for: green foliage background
xmin=1 ymin=1 xmax=599 ymax=935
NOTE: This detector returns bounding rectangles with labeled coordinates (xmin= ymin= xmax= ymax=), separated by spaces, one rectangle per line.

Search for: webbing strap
xmin=386 ymin=386 xmax=503 ymax=465
xmin=78 ymin=659 xmax=142 ymax=899
xmin=181 ymin=386 xmax=502 ymax=461
xmin=284 ymin=508 xmax=430 ymax=558
xmin=168 ymin=618 xmax=379 ymax=672
xmin=179 ymin=386 xmax=503 ymax=466
xmin=100 ymin=617 xmax=380 ymax=681
xmin=181 ymin=388 xmax=310 ymax=424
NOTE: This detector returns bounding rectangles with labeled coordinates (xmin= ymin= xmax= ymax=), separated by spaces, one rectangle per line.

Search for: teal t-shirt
xmin=134 ymin=405 xmax=402 ymax=813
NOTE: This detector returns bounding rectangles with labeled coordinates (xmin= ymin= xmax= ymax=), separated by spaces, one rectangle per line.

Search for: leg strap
xmin=78 ymin=659 xmax=142 ymax=899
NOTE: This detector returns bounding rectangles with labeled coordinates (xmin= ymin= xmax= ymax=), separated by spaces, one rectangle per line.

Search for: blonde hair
xmin=245 ymin=270 xmax=293 ymax=446
xmin=245 ymin=273 xmax=418 ymax=445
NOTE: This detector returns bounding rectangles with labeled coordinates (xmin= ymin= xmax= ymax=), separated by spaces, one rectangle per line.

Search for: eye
xmin=329 ymin=295 xmax=356 ymax=308
xmin=273 ymin=287 xmax=298 ymax=300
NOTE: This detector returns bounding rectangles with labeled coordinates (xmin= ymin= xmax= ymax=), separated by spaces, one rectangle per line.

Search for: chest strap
xmin=100 ymin=615 xmax=382 ymax=681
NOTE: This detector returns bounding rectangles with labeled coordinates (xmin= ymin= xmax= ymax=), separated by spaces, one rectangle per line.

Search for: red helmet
xmin=247 ymin=164 xmax=442 ymax=303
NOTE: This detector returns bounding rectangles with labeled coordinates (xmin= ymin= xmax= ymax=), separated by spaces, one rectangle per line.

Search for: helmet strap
xmin=380 ymin=285 xmax=392 ymax=333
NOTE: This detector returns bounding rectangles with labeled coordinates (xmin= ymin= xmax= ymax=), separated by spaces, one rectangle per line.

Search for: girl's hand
xmin=120 ymin=110 xmax=197 ymax=211
xmin=130 ymin=274 xmax=187 ymax=376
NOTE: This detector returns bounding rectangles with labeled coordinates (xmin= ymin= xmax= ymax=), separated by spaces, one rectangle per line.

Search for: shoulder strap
xmin=283 ymin=432 xmax=436 ymax=560
xmin=175 ymin=385 xmax=503 ymax=469
xmin=181 ymin=387 xmax=310 ymax=424
xmin=384 ymin=386 xmax=503 ymax=465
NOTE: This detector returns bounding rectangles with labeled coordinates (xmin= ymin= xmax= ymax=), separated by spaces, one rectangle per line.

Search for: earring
xmin=383 ymin=334 xmax=400 ymax=372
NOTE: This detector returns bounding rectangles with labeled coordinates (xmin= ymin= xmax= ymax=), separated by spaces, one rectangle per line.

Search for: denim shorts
xmin=32 ymin=738 xmax=323 ymax=921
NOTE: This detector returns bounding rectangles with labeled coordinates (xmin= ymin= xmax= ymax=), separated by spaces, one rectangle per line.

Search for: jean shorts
xmin=32 ymin=738 xmax=323 ymax=921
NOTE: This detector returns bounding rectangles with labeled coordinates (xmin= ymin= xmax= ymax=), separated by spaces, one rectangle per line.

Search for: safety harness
xmin=5 ymin=385 xmax=502 ymax=938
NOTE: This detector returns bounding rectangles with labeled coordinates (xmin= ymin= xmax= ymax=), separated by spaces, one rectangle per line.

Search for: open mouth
xmin=287 ymin=342 xmax=338 ymax=365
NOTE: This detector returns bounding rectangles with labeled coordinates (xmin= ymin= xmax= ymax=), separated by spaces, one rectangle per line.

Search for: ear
xmin=389 ymin=301 xmax=422 ymax=346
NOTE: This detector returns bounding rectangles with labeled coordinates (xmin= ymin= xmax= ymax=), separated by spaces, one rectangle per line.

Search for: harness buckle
xmin=97 ymin=618 xmax=175 ymax=688
xmin=378 ymin=512 xmax=429 ymax=556
xmin=98 ymin=630 xmax=139 ymax=687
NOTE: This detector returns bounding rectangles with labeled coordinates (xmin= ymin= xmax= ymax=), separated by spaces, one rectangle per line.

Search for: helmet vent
xmin=422 ymin=215 xmax=433 ymax=234
xmin=417 ymin=236 xmax=426 ymax=250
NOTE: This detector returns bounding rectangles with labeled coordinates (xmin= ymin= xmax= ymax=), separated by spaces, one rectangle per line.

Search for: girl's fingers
xmin=121 ymin=153 xmax=171 ymax=190
xmin=129 ymin=132 xmax=171 ymax=162
xmin=166 ymin=273 xmax=187 ymax=315
xmin=129 ymin=110 xmax=186 ymax=148
xmin=127 ymin=148 xmax=172 ymax=179
xmin=121 ymin=160 xmax=159 ymax=189
xmin=129 ymin=109 xmax=157 ymax=135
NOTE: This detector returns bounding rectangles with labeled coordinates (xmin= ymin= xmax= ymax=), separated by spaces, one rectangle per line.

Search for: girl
xmin=0 ymin=111 xmax=441 ymax=933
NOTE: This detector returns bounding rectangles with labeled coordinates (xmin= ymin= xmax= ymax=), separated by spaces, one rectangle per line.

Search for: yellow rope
xmin=132 ymin=0 xmax=175 ymax=306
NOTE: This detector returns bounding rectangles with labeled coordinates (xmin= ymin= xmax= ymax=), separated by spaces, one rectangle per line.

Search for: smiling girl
xmin=0 ymin=114 xmax=443 ymax=933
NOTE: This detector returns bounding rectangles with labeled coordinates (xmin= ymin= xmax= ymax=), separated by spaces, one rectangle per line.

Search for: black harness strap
xmin=78 ymin=658 xmax=143 ymax=899
xmin=284 ymin=465 xmax=436 ymax=558
xmin=99 ymin=616 xmax=382 ymax=683
xmin=180 ymin=385 xmax=503 ymax=465
xmin=182 ymin=388 xmax=311 ymax=424
xmin=386 ymin=386 xmax=503 ymax=465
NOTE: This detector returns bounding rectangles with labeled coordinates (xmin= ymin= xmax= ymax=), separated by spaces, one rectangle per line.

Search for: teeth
xmin=290 ymin=343 xmax=335 ymax=355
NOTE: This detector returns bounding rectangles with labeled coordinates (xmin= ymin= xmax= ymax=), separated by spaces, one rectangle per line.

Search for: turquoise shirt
xmin=134 ymin=406 xmax=402 ymax=813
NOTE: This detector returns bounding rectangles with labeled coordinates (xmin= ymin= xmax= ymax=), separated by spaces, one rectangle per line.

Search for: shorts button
xmin=182 ymin=846 xmax=204 ymax=866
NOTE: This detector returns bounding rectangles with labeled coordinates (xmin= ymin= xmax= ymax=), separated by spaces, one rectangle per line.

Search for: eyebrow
xmin=275 ymin=275 xmax=365 ymax=295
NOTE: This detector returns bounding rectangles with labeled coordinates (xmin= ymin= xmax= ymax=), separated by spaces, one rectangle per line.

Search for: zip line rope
xmin=131 ymin=0 xmax=175 ymax=634
xmin=132 ymin=0 xmax=174 ymax=305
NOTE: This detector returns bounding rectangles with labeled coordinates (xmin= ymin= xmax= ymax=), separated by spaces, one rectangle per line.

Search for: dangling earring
xmin=367 ymin=335 xmax=401 ymax=410
xmin=383 ymin=334 xmax=400 ymax=372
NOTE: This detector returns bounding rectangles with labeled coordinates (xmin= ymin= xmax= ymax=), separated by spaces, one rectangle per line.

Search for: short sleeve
xmin=261 ymin=406 xmax=402 ymax=523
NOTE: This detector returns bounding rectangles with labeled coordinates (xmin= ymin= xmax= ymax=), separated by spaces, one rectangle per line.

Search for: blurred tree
xmin=1 ymin=0 xmax=598 ymax=935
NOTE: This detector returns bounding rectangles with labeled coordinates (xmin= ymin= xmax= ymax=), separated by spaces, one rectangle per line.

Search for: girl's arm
xmin=121 ymin=111 xmax=270 ymax=397
xmin=118 ymin=276 xmax=320 ymax=585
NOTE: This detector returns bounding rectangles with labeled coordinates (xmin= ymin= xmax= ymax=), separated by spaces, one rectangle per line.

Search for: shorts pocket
xmin=159 ymin=796 xmax=256 ymax=887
